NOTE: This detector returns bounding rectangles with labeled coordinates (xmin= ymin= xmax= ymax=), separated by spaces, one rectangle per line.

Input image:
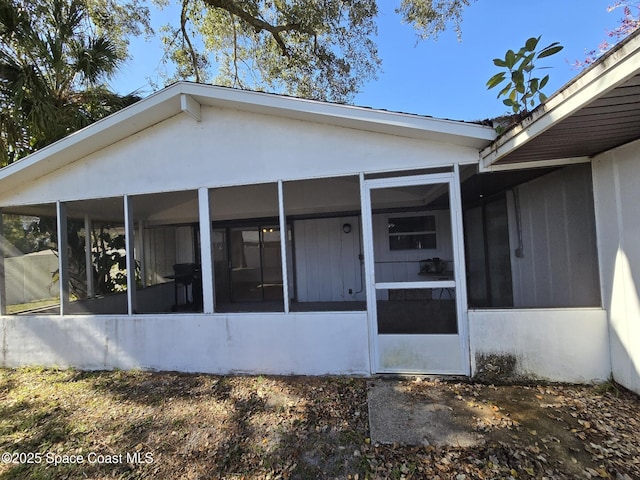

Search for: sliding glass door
xmin=214 ymin=225 xmax=284 ymax=306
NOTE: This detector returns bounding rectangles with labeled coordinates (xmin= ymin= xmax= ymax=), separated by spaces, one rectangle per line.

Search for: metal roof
xmin=480 ymin=29 xmax=640 ymax=170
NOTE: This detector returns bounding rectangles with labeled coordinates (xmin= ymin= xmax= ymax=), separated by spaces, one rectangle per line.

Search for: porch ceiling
xmin=480 ymin=30 xmax=640 ymax=170
xmin=3 ymin=190 xmax=199 ymax=224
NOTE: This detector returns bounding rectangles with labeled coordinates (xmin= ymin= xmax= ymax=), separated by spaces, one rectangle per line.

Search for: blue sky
xmin=111 ymin=1 xmax=622 ymax=122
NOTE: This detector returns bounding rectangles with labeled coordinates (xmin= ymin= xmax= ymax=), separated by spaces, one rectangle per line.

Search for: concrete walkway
xmin=367 ymin=379 xmax=485 ymax=447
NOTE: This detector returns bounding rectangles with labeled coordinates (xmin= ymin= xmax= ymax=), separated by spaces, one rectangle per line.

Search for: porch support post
xmin=137 ymin=220 xmax=147 ymax=287
xmin=57 ymin=201 xmax=70 ymax=315
xmin=0 ymin=210 xmax=6 ymax=315
xmin=124 ymin=195 xmax=137 ymax=315
xmin=277 ymin=180 xmax=290 ymax=314
xmin=198 ymin=187 xmax=215 ymax=313
xmin=451 ymin=163 xmax=470 ymax=375
xmin=84 ymin=215 xmax=95 ymax=298
xmin=359 ymin=173 xmax=377 ymax=374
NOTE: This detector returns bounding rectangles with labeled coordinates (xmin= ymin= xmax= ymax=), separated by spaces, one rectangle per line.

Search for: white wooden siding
xmin=143 ymin=227 xmax=176 ymax=285
xmin=507 ymin=164 xmax=600 ymax=308
xmin=293 ymin=216 xmax=364 ymax=302
xmin=175 ymin=226 xmax=195 ymax=264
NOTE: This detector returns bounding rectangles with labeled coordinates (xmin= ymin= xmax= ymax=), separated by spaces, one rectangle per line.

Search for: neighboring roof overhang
xmin=480 ymin=29 xmax=640 ymax=171
xmin=0 ymin=82 xmax=495 ymax=190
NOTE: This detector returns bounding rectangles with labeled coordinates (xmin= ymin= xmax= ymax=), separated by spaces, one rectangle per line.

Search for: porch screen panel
xmin=61 ymin=197 xmax=128 ymax=315
xmin=283 ymin=176 xmax=365 ymax=312
xmin=1 ymin=205 xmax=60 ymax=315
xmin=370 ymin=184 xmax=453 ymax=285
xmin=131 ymin=190 xmax=202 ymax=314
xmin=210 ymin=183 xmax=284 ymax=313
xmin=370 ymin=181 xmax=457 ymax=335
xmin=461 ymin=164 xmax=600 ymax=309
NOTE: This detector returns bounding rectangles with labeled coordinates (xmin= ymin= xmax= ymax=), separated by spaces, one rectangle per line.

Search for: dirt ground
xmin=0 ymin=368 xmax=639 ymax=479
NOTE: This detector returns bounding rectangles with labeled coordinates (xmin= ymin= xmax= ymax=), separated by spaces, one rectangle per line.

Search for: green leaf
xmin=489 ymin=36 xmax=560 ymax=115
xmin=539 ymin=74 xmax=549 ymax=89
xmin=538 ymin=43 xmax=564 ymax=58
xmin=498 ymin=82 xmax=513 ymax=98
xmin=486 ymin=72 xmax=506 ymax=89
xmin=511 ymin=70 xmax=524 ymax=86
xmin=520 ymin=53 xmax=534 ymax=70
xmin=525 ymin=36 xmax=540 ymax=52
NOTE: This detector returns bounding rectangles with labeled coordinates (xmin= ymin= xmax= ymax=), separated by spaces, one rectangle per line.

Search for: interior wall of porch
xmin=293 ymin=216 xmax=365 ymax=303
xmin=506 ymin=164 xmax=601 ymax=308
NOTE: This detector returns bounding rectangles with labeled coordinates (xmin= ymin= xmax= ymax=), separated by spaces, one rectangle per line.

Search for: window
xmin=388 ymin=215 xmax=436 ymax=250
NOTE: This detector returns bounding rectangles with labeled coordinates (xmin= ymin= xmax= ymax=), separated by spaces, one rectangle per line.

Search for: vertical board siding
xmin=175 ymin=226 xmax=194 ymax=264
xmin=293 ymin=216 xmax=363 ymax=302
xmin=4 ymin=254 xmax=60 ymax=305
xmin=509 ymin=164 xmax=600 ymax=308
xmin=144 ymin=228 xmax=176 ymax=285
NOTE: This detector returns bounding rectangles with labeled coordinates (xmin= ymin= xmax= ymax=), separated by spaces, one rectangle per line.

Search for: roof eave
xmin=180 ymin=83 xmax=496 ymax=148
xmin=0 ymin=83 xmax=496 ymax=191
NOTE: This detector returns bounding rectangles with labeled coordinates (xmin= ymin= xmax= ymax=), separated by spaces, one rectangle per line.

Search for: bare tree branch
xmin=230 ymin=12 xmax=243 ymax=88
xmin=181 ymin=0 xmax=201 ymax=82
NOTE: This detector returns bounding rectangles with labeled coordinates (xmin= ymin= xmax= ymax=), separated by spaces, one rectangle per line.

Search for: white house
xmin=0 ymin=30 xmax=638 ymax=393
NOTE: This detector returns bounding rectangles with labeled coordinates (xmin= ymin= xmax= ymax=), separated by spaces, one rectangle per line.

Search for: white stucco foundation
xmin=0 ymin=312 xmax=370 ymax=375
xmin=469 ymin=308 xmax=611 ymax=383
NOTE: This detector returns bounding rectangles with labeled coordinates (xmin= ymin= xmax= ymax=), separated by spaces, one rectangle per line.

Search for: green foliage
xmin=91 ymin=224 xmax=130 ymax=294
xmin=0 ymin=215 xmax=57 ymax=255
xmin=487 ymin=36 xmax=563 ymax=114
xmin=159 ymin=0 xmax=474 ymax=103
xmin=0 ymin=0 xmax=474 ymax=161
xmin=0 ymin=0 xmax=141 ymax=166
xmin=396 ymin=0 xmax=473 ymax=40
xmin=1 ymin=213 xmax=133 ymax=298
xmin=158 ymin=0 xmax=381 ymax=103
xmin=61 ymin=222 xmax=136 ymax=297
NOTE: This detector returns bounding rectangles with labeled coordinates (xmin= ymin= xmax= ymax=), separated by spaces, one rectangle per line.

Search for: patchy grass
xmin=0 ymin=368 xmax=639 ymax=479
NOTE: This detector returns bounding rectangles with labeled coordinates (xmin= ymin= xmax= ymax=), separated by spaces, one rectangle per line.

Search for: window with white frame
xmin=388 ymin=215 xmax=436 ymax=250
